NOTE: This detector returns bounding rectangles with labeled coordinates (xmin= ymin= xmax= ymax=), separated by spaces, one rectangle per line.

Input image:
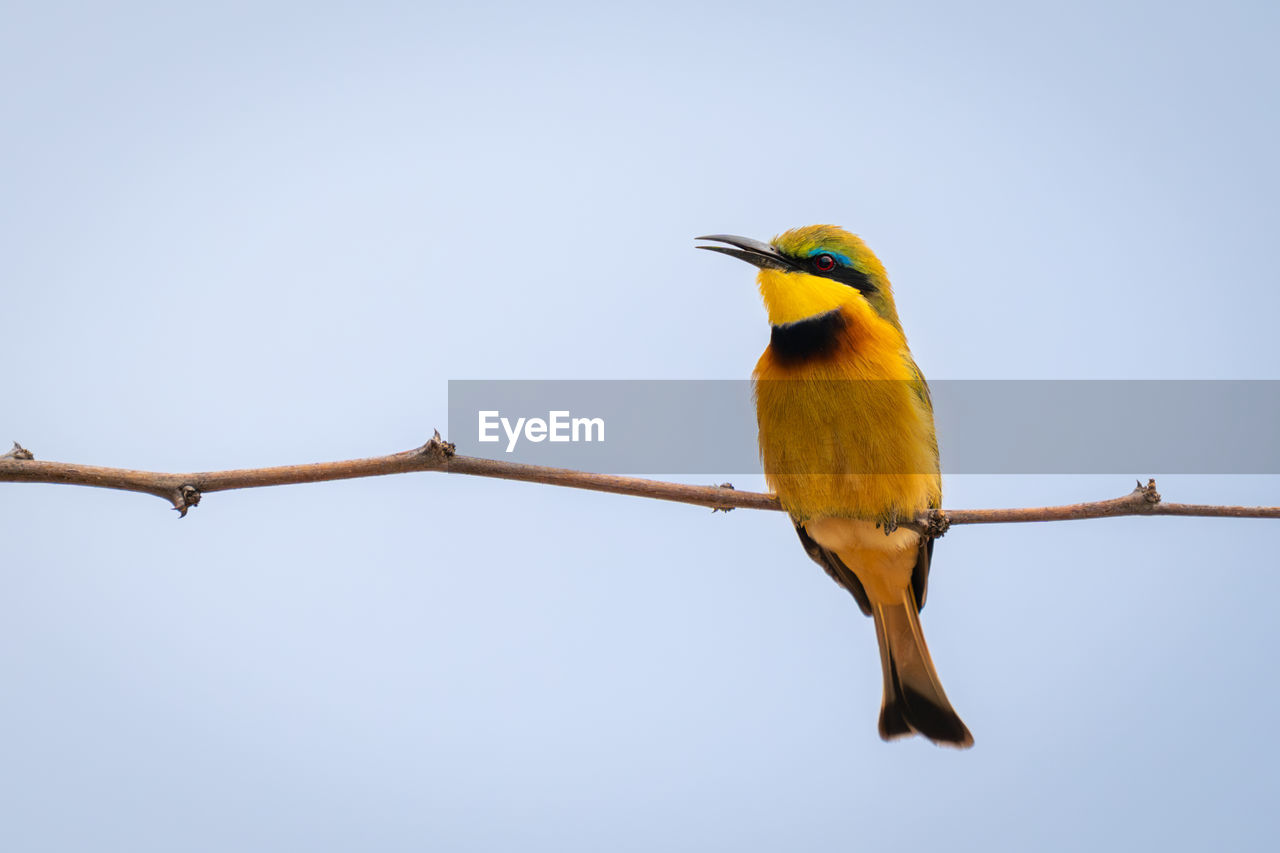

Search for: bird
xmin=697 ymin=226 xmax=973 ymax=748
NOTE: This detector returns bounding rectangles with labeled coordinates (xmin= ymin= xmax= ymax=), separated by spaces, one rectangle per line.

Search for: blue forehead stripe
xmin=806 ymin=248 xmax=853 ymax=267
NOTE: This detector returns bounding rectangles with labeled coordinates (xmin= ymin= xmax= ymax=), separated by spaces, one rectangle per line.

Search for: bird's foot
xmin=875 ymin=511 xmax=900 ymax=536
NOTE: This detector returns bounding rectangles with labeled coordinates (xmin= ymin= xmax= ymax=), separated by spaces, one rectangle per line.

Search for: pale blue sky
xmin=3 ymin=1 xmax=1279 ymax=850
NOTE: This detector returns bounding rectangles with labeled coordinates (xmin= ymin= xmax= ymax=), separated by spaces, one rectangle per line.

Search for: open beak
xmin=696 ymin=234 xmax=794 ymax=271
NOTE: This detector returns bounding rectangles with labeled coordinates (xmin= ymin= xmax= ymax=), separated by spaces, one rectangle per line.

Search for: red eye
xmin=814 ymin=253 xmax=836 ymax=272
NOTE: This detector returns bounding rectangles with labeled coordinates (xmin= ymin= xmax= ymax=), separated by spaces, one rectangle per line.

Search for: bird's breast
xmin=753 ymin=305 xmax=940 ymax=521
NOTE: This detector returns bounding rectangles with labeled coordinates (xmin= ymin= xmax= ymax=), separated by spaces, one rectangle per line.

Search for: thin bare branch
xmin=1 ymin=436 xmax=1276 ymax=530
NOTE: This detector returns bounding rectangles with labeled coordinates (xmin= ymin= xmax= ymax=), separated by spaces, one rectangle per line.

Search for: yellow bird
xmin=698 ymin=225 xmax=972 ymax=748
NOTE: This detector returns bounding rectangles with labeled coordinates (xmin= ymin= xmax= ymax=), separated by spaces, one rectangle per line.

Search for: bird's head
xmin=698 ymin=225 xmax=901 ymax=329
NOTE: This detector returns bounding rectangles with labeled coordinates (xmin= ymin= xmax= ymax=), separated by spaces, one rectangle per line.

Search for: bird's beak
xmin=696 ymin=234 xmax=793 ymax=271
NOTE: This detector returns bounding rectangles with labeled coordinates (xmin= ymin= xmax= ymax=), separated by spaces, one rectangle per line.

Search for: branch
xmin=1 ymin=438 xmax=1277 ymax=532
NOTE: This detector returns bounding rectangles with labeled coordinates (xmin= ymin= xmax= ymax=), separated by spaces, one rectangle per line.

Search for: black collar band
xmin=769 ymin=309 xmax=847 ymax=364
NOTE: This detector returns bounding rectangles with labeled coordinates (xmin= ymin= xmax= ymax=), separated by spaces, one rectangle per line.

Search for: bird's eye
xmin=813 ymin=253 xmax=836 ymax=272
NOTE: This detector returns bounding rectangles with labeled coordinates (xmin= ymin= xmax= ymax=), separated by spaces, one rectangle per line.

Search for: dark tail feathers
xmin=872 ymin=593 xmax=973 ymax=748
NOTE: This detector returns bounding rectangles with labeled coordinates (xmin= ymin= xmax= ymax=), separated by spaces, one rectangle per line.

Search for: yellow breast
xmin=753 ymin=299 xmax=940 ymax=522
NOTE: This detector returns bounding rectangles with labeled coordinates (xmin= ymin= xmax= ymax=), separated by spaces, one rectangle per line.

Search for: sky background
xmin=3 ymin=1 xmax=1279 ymax=850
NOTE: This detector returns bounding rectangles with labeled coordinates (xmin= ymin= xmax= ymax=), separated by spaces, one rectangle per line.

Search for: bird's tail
xmin=872 ymin=588 xmax=973 ymax=748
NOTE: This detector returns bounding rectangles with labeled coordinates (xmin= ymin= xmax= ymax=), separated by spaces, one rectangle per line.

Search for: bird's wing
xmin=906 ymin=355 xmax=940 ymax=501
xmin=792 ymin=521 xmax=873 ymax=616
xmin=912 ymin=536 xmax=933 ymax=611
xmin=908 ymin=356 xmax=940 ymax=609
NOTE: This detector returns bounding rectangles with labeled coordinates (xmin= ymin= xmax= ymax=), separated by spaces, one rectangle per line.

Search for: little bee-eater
xmin=698 ymin=226 xmax=972 ymax=748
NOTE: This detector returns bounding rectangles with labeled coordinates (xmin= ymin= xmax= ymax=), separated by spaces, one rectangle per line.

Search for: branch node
xmin=711 ymin=482 xmax=736 ymax=513
xmin=3 ymin=441 xmax=34 ymax=461
xmin=171 ymin=484 xmax=201 ymax=518
xmin=419 ymin=430 xmax=456 ymax=464
xmin=1140 ymin=478 xmax=1162 ymax=504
